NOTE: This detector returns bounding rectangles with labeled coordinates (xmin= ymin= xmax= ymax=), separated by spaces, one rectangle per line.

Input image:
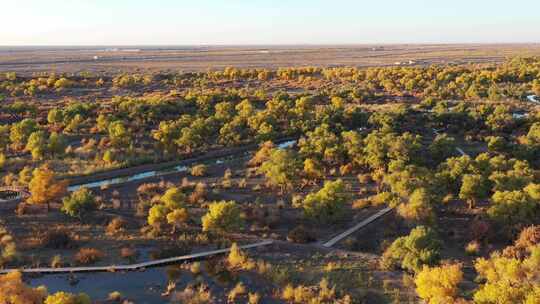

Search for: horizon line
xmin=2 ymin=42 xmax=540 ymax=48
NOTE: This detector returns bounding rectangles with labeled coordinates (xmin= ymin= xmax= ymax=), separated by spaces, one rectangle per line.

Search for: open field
xmin=2 ymin=44 xmax=540 ymax=75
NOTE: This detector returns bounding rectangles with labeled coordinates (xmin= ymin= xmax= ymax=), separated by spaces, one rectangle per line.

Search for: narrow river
xmin=68 ymin=140 xmax=297 ymax=192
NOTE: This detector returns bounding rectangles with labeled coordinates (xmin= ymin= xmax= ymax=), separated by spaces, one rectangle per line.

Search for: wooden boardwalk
xmin=0 ymin=240 xmax=273 ymax=274
xmin=322 ymin=207 xmax=393 ymax=248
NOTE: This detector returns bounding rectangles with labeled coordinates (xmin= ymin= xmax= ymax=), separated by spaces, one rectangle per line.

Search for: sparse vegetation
xmin=1 ymin=49 xmax=540 ymax=302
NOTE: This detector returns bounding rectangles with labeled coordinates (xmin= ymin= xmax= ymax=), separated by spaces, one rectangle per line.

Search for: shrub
xmin=515 ymin=225 xmax=540 ymax=249
xmin=248 ymin=141 xmax=274 ymax=167
xmin=171 ymin=284 xmax=213 ymax=304
xmin=74 ymin=248 xmax=104 ymax=265
xmin=248 ymin=292 xmax=261 ymax=304
xmin=189 ymin=182 xmax=207 ymax=204
xmin=358 ymin=173 xmax=372 ymax=184
xmin=120 ymin=247 xmax=138 ymax=261
xmin=380 ymin=226 xmax=441 ymax=273
xmin=503 ymin=225 xmax=540 ymax=258
xmin=287 ymin=226 xmax=315 ymax=243
xmin=44 ymin=291 xmax=91 ymax=304
xmin=227 ymin=282 xmax=247 ymax=302
xmin=237 ymin=178 xmax=248 ymax=188
xmin=191 ymin=164 xmax=207 ymax=176
xmin=41 ymin=230 xmax=74 ymax=249
xmin=190 ymin=261 xmax=201 ymax=275
xmin=465 ymin=241 xmax=481 ymax=256
xmin=227 ymin=243 xmax=255 ymax=271
xmin=147 ymin=204 xmax=168 ymax=229
xmin=281 ymin=279 xmax=345 ymax=303
xmin=50 ymin=255 xmax=63 ymax=268
xmin=166 ymin=208 xmax=189 ymax=233
xmin=108 ymin=291 xmax=123 ymax=302
xmin=106 ymin=217 xmax=128 ymax=235
xmin=160 ymin=187 xmax=185 ymax=209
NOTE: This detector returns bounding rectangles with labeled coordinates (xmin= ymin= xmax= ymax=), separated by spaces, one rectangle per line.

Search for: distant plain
xmin=2 ymin=44 xmax=540 ymax=74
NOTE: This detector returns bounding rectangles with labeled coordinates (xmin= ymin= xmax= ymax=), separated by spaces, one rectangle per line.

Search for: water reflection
xmin=68 ymin=139 xmax=297 ymax=192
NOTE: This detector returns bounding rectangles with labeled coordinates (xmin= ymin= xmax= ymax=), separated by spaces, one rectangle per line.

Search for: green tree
xmin=61 ymin=188 xmax=96 ymax=220
xmin=108 ymin=120 xmax=131 ymax=148
xmin=397 ymin=187 xmax=435 ymax=223
xmin=299 ymin=123 xmax=343 ymax=165
xmin=381 ymin=226 xmax=441 ymax=273
xmin=96 ymin=113 xmax=110 ymax=133
xmin=459 ymin=174 xmax=489 ymax=209
xmin=10 ymin=118 xmax=38 ymax=149
xmin=25 ymin=130 xmax=47 ymax=160
xmin=152 ymin=120 xmax=181 ymax=153
xmin=488 ymin=190 xmax=538 ymax=228
xmin=526 ymin=122 xmax=540 ymax=145
xmin=0 ymin=125 xmax=10 ymax=152
xmin=341 ymin=130 xmax=364 ymax=167
xmin=64 ymin=114 xmax=83 ymax=133
xmin=47 ymin=108 xmax=64 ymax=126
xmin=201 ymin=201 xmax=243 ymax=233
xmin=429 ymin=133 xmax=456 ymax=165
xmin=257 ymin=148 xmax=298 ymax=192
xmin=302 ymin=179 xmax=349 ymax=223
xmin=48 ymin=132 xmax=67 ymax=156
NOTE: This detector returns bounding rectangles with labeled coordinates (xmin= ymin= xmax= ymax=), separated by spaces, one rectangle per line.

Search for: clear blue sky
xmin=2 ymin=0 xmax=539 ymax=45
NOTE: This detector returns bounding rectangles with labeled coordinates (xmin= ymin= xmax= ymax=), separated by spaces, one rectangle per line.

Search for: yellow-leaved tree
xmin=0 ymin=271 xmax=47 ymax=304
xmin=28 ymin=165 xmax=68 ymax=211
xmin=473 ymin=245 xmax=540 ymax=304
xmin=414 ymin=263 xmax=464 ymax=304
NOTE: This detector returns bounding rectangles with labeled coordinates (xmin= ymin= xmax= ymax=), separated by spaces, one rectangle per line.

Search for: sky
xmin=1 ymin=0 xmax=540 ymax=45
